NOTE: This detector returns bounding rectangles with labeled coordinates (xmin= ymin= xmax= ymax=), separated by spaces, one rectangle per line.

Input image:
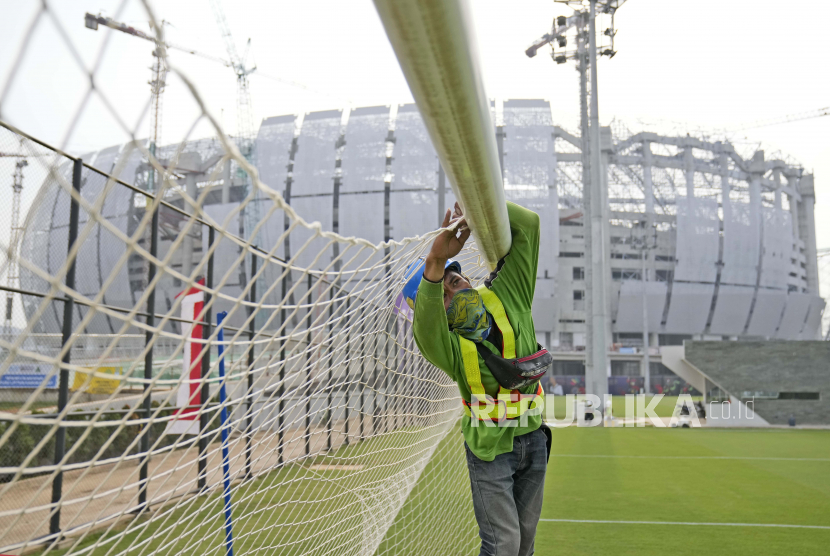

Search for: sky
xmin=1 ymin=0 xmax=828 ymax=282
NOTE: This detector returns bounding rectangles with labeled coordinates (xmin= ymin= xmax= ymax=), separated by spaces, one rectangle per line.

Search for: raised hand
xmin=452 ymin=201 xmax=463 ymax=220
xmin=424 ymin=205 xmax=471 ymax=282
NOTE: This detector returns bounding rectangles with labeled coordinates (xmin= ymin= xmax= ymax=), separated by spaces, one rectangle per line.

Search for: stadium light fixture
xmin=525 ymin=34 xmax=553 ymax=58
xmin=528 ymin=0 xmax=626 ymax=398
xmin=84 ymin=12 xmax=98 ymax=30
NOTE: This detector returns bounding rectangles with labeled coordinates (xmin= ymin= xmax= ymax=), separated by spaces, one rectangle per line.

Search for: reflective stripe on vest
xmin=459 ymin=286 xmax=543 ymax=421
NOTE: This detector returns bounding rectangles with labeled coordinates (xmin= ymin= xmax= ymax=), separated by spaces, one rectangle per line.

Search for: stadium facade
xmin=19 ymin=99 xmax=824 ymax=392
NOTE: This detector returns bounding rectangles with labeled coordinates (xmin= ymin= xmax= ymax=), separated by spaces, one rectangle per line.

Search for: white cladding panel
xmin=775 ymin=293 xmax=811 ymax=340
xmin=798 ymin=296 xmax=825 ymax=340
xmin=674 ymin=197 xmax=719 ymax=283
xmin=78 ymin=146 xmax=123 ymax=333
xmin=96 ymin=145 xmax=142 ymax=332
xmin=256 ymin=114 xmax=295 ymax=192
xmin=289 ymin=111 xmax=341 ymax=271
xmin=99 ymin=145 xmax=144 ymax=322
xmin=503 ymin=99 xmax=558 ymax=301
xmin=20 ymin=167 xmax=65 ymax=332
xmin=613 ymin=280 xmax=667 ymax=332
xmin=253 ymin=116 xmax=295 ymax=279
xmin=255 ymin=205 xmax=287 ymax=262
xmin=745 ymin=289 xmax=786 ymax=337
xmin=339 ymin=106 xmax=388 ymax=251
xmin=255 ymin=115 xmax=294 ymax=263
xmin=73 ymin=168 xmax=114 ymax=333
xmin=760 ymin=207 xmax=792 ymax=290
xmin=254 ymin=112 xmax=295 ymax=304
xmin=720 ymin=201 xmax=758 ymax=286
xmin=72 ymin=145 xmax=135 ymax=334
xmin=293 ymin=110 xmax=341 ymax=196
xmin=664 ymin=282 xmax=713 ymax=333
xmin=391 ymin=104 xmax=439 ymax=238
xmin=708 ymin=285 xmax=753 ymax=335
xmin=202 ymin=203 xmax=248 ymax=329
xmin=287 ymin=196 xmax=334 ymax=272
xmin=45 ymin=222 xmax=70 ymax=331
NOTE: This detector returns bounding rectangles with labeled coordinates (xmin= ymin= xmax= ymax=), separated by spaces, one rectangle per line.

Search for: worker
xmin=402 ymin=201 xmax=552 ymax=556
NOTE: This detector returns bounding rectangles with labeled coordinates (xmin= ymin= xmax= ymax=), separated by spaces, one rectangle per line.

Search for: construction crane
xmin=208 ymin=0 xmax=259 ymax=241
xmin=2 ymin=146 xmax=57 ymax=336
xmin=84 ymin=13 xmax=230 ymax=67
xmin=734 ymin=106 xmax=830 ymax=132
xmin=85 ymin=13 xmax=232 ymax=192
xmin=2 ymin=146 xmax=28 ymax=336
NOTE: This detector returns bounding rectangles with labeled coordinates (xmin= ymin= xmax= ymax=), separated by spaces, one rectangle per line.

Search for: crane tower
xmin=209 ymin=0 xmax=259 ymax=242
xmin=3 ymin=152 xmax=27 ymax=336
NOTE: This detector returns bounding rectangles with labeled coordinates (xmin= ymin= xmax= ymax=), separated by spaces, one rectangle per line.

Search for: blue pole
xmin=216 ymin=311 xmax=234 ymax=556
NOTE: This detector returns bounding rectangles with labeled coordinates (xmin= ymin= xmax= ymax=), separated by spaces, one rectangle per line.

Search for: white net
xmin=0 ymin=2 xmax=482 ymax=555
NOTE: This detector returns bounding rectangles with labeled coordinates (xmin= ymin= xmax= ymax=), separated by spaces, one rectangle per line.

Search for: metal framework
xmin=555 ymin=124 xmax=822 ymax=341
xmin=2 ymin=152 xmax=27 ymax=335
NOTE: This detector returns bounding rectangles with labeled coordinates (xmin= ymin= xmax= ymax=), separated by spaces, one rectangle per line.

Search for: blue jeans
xmin=465 ymin=427 xmax=548 ymax=556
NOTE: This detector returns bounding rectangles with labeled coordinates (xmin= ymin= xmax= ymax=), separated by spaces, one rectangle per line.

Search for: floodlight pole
xmin=642 ymin=241 xmax=650 ymax=393
xmin=587 ymin=0 xmax=610 ymax=397
xmin=531 ymin=1 xmax=621 ymax=397
xmin=576 ymin=16 xmax=594 ymax=388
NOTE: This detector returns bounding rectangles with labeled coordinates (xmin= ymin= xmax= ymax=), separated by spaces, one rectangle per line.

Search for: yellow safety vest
xmin=459 ymin=286 xmax=543 ymax=422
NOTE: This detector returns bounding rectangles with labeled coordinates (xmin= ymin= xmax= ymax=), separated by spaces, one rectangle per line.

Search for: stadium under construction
xmin=14 ymin=100 xmax=825 ymax=402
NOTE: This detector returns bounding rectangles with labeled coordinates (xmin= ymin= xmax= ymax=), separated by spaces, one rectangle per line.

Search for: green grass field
xmin=536 ymin=427 xmax=830 ymax=555
xmin=35 ymin=423 xmax=830 ymax=556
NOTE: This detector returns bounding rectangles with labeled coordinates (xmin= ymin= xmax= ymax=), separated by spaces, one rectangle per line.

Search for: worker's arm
xmin=414 ymin=204 xmax=471 ymax=379
xmin=485 ymin=201 xmax=540 ymax=311
xmin=412 ymin=277 xmax=460 ymax=380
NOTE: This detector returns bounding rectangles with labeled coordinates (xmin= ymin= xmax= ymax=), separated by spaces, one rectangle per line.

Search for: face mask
xmin=446 ymin=288 xmax=490 ymax=343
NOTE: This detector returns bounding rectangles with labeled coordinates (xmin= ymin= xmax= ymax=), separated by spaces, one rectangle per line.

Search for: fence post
xmin=50 ymin=158 xmax=82 ymax=537
xmin=384 ymin=329 xmax=390 ymax=434
xmin=244 ymin=250 xmax=257 ymax=480
xmin=138 ymin=194 xmax=160 ymax=509
xmin=372 ymin=349 xmax=379 ymax=436
xmin=278 ymin=260 xmax=287 ymax=466
xmin=359 ymin=312 xmax=365 ymax=441
xmin=198 ymin=226 xmax=215 ymax=492
xmin=305 ymin=273 xmax=312 ymax=457
xmin=343 ymin=295 xmax=350 ymax=445
xmin=326 ymin=288 xmax=333 ymax=452
xmin=394 ymin=317 xmax=399 ymax=431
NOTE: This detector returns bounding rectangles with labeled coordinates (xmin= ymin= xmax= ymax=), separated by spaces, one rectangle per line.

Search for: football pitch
xmin=536 ymin=427 xmax=830 ymax=555
xmin=30 ymin=421 xmax=830 ymax=556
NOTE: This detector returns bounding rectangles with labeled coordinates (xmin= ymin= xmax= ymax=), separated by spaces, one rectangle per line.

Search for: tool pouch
xmin=474 ymin=343 xmax=552 ymax=391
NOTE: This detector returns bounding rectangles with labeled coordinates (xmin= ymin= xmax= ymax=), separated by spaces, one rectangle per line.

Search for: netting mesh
xmin=0 ymin=2 xmax=481 ymax=554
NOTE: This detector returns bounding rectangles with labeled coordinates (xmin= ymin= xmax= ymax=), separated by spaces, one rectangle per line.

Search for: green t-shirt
xmin=413 ymin=202 xmax=544 ymax=461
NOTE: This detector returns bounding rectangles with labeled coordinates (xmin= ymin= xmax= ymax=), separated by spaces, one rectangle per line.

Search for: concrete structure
xmin=17 ymin=101 xmax=825 ymax=390
xmin=663 ymin=341 xmax=830 ymax=425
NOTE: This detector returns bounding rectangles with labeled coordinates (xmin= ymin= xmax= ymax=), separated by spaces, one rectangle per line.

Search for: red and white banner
xmin=166 ymin=279 xmax=205 ymax=435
